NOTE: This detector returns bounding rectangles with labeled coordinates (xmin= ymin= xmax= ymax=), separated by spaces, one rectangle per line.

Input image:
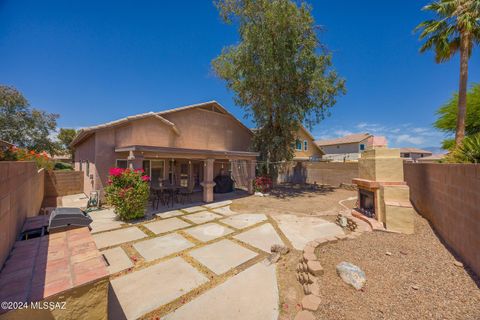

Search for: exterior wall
xmin=44 ymin=171 xmax=84 ymax=197
xmin=94 ymin=129 xmax=117 ymax=197
xmin=74 ymin=134 xmax=96 ymax=195
xmin=400 ymin=152 xmax=432 ymax=161
xmin=293 ymin=127 xmax=322 ymax=159
xmin=278 ymin=162 xmax=358 ymax=186
xmin=320 ymin=142 xmax=361 ymax=155
xmin=115 ymin=117 xmax=175 ymax=148
xmin=404 ymin=163 xmax=480 ymax=276
xmin=0 ymin=162 xmax=44 ymax=267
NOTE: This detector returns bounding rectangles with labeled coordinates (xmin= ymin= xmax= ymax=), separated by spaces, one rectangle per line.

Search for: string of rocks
xmin=293 ymin=231 xmax=364 ymax=320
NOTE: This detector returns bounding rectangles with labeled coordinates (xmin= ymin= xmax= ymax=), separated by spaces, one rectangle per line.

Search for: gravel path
xmin=312 ymin=213 xmax=480 ymax=320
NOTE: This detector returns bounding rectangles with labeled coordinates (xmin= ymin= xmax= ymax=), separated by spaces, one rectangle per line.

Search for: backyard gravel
xmin=312 ymin=213 xmax=480 ymax=320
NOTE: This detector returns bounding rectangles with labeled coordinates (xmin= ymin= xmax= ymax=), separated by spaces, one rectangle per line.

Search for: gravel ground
xmin=313 ymin=213 xmax=480 ymax=320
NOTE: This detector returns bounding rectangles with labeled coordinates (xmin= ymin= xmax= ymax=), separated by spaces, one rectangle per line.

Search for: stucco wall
xmin=44 ymin=171 xmax=84 ymax=197
xmin=0 ymin=162 xmax=44 ymax=267
xmin=404 ymin=163 xmax=480 ymax=276
xmin=278 ymin=161 xmax=359 ymax=186
xmin=74 ymin=134 xmax=96 ymax=195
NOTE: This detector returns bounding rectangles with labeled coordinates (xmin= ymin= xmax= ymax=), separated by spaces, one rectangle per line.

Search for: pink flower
xmin=141 ymin=175 xmax=150 ymax=182
xmin=135 ymin=168 xmax=144 ymax=173
xmin=109 ymin=167 xmax=124 ymax=177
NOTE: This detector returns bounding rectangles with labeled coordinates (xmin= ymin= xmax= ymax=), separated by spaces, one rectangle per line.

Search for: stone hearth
xmin=352 ymin=148 xmax=414 ymax=234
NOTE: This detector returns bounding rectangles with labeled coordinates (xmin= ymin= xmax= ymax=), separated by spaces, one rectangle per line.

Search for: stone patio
xmin=93 ymin=227 xmax=148 ymax=249
xmin=133 ymin=233 xmax=194 ymax=261
xmin=143 ymin=217 xmax=191 ymax=234
xmin=183 ymin=211 xmax=223 ymax=224
xmin=220 ymin=213 xmax=268 ymax=229
xmin=183 ymin=223 xmax=234 ymax=242
xmin=234 ymin=223 xmax=285 ymax=253
xmin=102 ymin=247 xmax=133 ymax=275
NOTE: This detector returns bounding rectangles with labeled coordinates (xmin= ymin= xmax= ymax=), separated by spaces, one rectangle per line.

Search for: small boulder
xmin=336 ymin=261 xmax=366 ymax=290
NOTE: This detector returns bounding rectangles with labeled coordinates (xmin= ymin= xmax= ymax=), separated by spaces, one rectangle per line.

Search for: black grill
xmin=48 ymin=208 xmax=93 ymax=233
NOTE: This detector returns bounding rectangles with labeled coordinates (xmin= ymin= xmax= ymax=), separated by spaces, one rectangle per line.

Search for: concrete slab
xmin=102 ymin=247 xmax=133 ymax=275
xmin=60 ymin=193 xmax=89 ymax=208
xmin=273 ymin=214 xmax=345 ymax=250
xmin=234 ymin=223 xmax=285 ymax=253
xmin=220 ymin=213 xmax=268 ymax=229
xmin=93 ymin=227 xmax=147 ymax=249
xmin=143 ymin=217 xmax=191 ymax=234
xmin=183 ymin=223 xmax=234 ymax=242
xmin=110 ymin=257 xmax=208 ymax=320
xmin=162 ymin=263 xmax=279 ymax=320
xmin=183 ymin=211 xmax=222 ymax=224
xmin=89 ymin=209 xmax=124 ymax=233
xmin=203 ymin=200 xmax=232 ymax=209
xmin=212 ymin=206 xmax=239 ymax=216
xmin=133 ymin=233 xmax=194 ymax=261
xmin=182 ymin=206 xmax=206 ymax=213
xmin=189 ymin=239 xmax=257 ymax=275
xmin=156 ymin=210 xmax=185 ymax=219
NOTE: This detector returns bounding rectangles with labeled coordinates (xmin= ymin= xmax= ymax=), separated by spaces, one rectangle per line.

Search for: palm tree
xmin=416 ymin=0 xmax=480 ymax=145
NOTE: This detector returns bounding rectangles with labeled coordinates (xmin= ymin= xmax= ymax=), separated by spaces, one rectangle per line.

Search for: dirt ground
xmin=231 ymin=187 xmax=357 ymax=216
xmin=308 ymin=213 xmax=480 ymax=320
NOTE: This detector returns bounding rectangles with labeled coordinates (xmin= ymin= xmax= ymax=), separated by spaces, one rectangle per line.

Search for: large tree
xmin=57 ymin=128 xmax=77 ymax=160
xmin=434 ymin=83 xmax=480 ymax=149
xmin=212 ymin=0 xmax=345 ymax=175
xmin=0 ymin=85 xmax=59 ymax=154
xmin=416 ymin=0 xmax=480 ymax=145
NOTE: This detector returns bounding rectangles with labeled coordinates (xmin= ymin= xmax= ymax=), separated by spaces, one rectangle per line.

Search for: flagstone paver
xmin=212 ymin=206 xmax=239 ymax=216
xmin=220 ymin=213 xmax=268 ymax=229
xmin=162 ymin=263 xmax=279 ymax=320
xmin=93 ymin=227 xmax=147 ymax=249
xmin=188 ymin=239 xmax=257 ymax=275
xmin=156 ymin=210 xmax=185 ymax=219
xmin=89 ymin=209 xmax=124 ymax=233
xmin=143 ymin=217 xmax=191 ymax=234
xmin=133 ymin=233 xmax=194 ymax=261
xmin=110 ymin=257 xmax=208 ymax=320
xmin=183 ymin=223 xmax=234 ymax=242
xmin=234 ymin=223 xmax=285 ymax=253
xmin=273 ymin=214 xmax=345 ymax=250
xmin=183 ymin=211 xmax=223 ymax=224
xmin=182 ymin=206 xmax=206 ymax=214
xmin=101 ymin=247 xmax=133 ymax=275
xmin=203 ymin=200 xmax=232 ymax=209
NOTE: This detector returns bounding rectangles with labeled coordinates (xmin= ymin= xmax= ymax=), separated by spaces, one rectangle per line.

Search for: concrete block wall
xmin=278 ymin=162 xmax=358 ymax=187
xmin=0 ymin=162 xmax=44 ymax=267
xmin=404 ymin=163 xmax=480 ymax=276
xmin=44 ymin=171 xmax=84 ymax=197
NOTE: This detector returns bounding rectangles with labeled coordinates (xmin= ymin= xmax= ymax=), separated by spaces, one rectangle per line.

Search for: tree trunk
xmin=455 ymin=33 xmax=469 ymax=145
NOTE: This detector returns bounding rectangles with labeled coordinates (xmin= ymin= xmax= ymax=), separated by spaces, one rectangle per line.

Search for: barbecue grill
xmin=48 ymin=207 xmax=93 ymax=233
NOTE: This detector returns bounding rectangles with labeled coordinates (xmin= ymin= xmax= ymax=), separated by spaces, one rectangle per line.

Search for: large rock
xmin=336 ymin=262 xmax=366 ymax=290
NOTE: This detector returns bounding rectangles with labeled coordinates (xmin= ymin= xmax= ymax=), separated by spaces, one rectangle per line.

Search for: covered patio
xmin=114 ymin=145 xmax=258 ymax=204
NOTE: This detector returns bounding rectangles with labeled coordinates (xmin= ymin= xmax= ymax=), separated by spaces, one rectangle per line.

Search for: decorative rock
xmin=307 ymin=260 xmax=324 ymax=276
xmin=302 ymin=283 xmax=311 ymax=295
xmin=325 ymin=236 xmax=338 ymax=243
xmin=294 ymin=310 xmax=315 ymax=320
xmin=385 ymin=251 xmax=392 ymax=256
xmin=306 ymin=240 xmax=319 ymax=248
xmin=303 ymin=245 xmax=316 ymax=255
xmin=295 ymin=273 xmax=300 ymax=282
xmin=271 ymin=244 xmax=290 ymax=255
xmin=301 ymin=294 xmax=321 ymax=311
xmin=296 ymin=263 xmax=302 ymax=272
xmin=411 ymin=285 xmax=419 ymax=290
xmin=303 ymin=252 xmax=317 ymax=262
xmin=300 ymin=272 xmax=307 ymax=284
xmin=308 ymin=281 xmax=321 ymax=296
xmin=302 ymin=262 xmax=308 ymax=272
xmin=336 ymin=261 xmax=366 ymax=290
xmin=307 ymin=273 xmax=314 ymax=284
xmin=454 ymin=261 xmax=463 ymax=268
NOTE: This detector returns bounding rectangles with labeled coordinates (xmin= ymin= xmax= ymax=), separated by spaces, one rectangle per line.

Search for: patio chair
xmin=149 ymin=187 xmax=160 ymax=209
xmin=179 ymin=183 xmax=195 ymax=204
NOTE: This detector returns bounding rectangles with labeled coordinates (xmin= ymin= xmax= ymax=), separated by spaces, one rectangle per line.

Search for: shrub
xmin=104 ymin=167 xmax=150 ymax=220
xmin=0 ymin=147 xmax=54 ymax=170
xmin=445 ymin=133 xmax=480 ymax=163
xmin=254 ymin=176 xmax=273 ymax=193
xmin=54 ymin=161 xmax=73 ymax=171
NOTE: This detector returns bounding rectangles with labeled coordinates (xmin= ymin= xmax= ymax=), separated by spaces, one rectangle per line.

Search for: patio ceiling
xmin=114 ymin=145 xmax=259 ymax=160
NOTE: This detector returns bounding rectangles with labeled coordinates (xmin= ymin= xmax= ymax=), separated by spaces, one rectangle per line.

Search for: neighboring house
xmin=315 ymin=133 xmax=387 ymax=162
xmin=292 ymin=125 xmax=324 ymax=161
xmin=0 ymin=140 xmax=14 ymax=151
xmin=399 ymin=148 xmax=433 ymax=162
xmin=416 ymin=153 xmax=445 ymax=163
xmin=71 ymin=101 xmax=259 ymax=203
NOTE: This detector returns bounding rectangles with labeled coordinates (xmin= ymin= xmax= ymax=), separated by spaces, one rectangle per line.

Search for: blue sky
xmin=1 ymin=1 xmax=479 ymax=150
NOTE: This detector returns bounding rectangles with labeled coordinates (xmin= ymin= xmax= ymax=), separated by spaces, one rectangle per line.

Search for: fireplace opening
xmin=358 ymin=189 xmax=375 ymax=218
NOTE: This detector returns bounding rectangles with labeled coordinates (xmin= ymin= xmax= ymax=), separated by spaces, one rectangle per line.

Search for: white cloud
xmin=395 ymin=134 xmax=425 ymax=145
xmin=334 ymin=130 xmax=353 ymax=136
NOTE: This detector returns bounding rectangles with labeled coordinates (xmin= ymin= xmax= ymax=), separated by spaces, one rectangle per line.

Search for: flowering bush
xmin=254 ymin=176 xmax=273 ymax=193
xmin=104 ymin=167 xmax=150 ymax=220
xmin=0 ymin=147 xmax=54 ymax=170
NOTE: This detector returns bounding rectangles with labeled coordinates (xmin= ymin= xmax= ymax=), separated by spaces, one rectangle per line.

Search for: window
xmin=303 ymin=140 xmax=308 ymax=151
xmin=360 ymin=144 xmax=365 ymax=151
xmin=116 ymin=159 xmax=128 ymax=169
xmin=295 ymin=140 xmax=302 ymax=151
xmin=403 ymin=153 xmax=410 ymax=158
xmin=142 ymin=160 xmax=165 ymax=187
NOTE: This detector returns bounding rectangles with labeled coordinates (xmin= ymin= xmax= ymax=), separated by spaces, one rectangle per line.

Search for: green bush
xmin=445 ymin=133 xmax=480 ymax=163
xmin=104 ymin=167 xmax=150 ymax=220
xmin=54 ymin=162 xmax=73 ymax=171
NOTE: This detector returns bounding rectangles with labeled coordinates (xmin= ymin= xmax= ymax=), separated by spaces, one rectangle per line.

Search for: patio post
xmin=247 ymin=159 xmax=256 ymax=194
xmin=127 ymin=151 xmax=144 ymax=170
xmin=200 ymin=158 xmax=215 ymax=202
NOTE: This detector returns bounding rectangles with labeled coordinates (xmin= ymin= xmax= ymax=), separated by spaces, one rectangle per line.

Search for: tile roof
xmin=315 ymin=133 xmax=371 ymax=146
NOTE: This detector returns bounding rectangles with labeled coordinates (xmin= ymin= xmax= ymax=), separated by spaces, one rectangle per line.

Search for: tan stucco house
xmin=315 ymin=133 xmax=387 ymax=162
xmin=292 ymin=125 xmax=323 ymax=161
xmin=71 ymin=101 xmax=258 ymax=202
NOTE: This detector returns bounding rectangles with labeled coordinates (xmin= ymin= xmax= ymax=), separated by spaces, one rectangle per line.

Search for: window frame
xmin=116 ymin=159 xmax=128 ymax=169
xmin=295 ymin=140 xmax=302 ymax=151
xmin=303 ymin=140 xmax=308 ymax=151
xmin=142 ymin=159 xmax=166 ymax=180
xmin=359 ymin=144 xmax=365 ymax=151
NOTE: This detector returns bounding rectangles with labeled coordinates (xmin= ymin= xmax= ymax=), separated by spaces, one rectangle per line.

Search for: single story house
xmin=315 ymin=133 xmax=387 ymax=162
xmin=399 ymin=148 xmax=433 ymax=162
xmin=71 ymin=101 xmax=259 ymax=202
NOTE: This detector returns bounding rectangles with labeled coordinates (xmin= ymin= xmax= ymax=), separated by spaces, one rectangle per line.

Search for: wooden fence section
xmin=44 ymin=170 xmax=84 ymax=197
xmin=404 ymin=163 xmax=480 ymax=276
xmin=0 ymin=162 xmax=44 ymax=267
xmin=278 ymin=161 xmax=359 ymax=187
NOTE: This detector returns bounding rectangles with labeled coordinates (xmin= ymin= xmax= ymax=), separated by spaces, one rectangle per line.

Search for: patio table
xmin=152 ymin=185 xmax=181 ymax=207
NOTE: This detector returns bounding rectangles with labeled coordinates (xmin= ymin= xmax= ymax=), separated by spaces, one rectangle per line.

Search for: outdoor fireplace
xmin=352 ymin=147 xmax=414 ymax=234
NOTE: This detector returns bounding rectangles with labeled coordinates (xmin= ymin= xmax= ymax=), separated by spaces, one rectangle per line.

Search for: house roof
xmin=315 ymin=133 xmax=371 ymax=147
xmin=0 ymin=139 xmax=14 ymax=147
xmin=71 ymin=101 xmax=251 ymax=147
xmin=416 ymin=153 xmax=445 ymax=161
xmin=399 ymin=148 xmax=433 ymax=154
